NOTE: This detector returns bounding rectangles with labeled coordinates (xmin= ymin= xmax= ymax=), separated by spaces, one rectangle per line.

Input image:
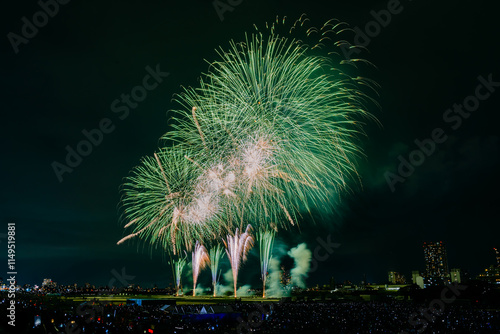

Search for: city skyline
xmin=3 ymin=240 xmax=498 ymax=288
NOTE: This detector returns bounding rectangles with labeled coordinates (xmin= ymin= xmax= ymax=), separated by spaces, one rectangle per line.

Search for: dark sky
xmin=1 ymin=0 xmax=499 ymax=289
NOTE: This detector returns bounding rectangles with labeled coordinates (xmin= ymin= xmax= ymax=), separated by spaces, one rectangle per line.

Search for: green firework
xmin=117 ymin=148 xmax=225 ymax=253
xmin=118 ymin=15 xmax=378 ymax=254
xmin=173 ymin=255 xmax=187 ymax=296
xmin=259 ymin=228 xmax=275 ymax=297
xmin=209 ymin=244 xmax=225 ymax=297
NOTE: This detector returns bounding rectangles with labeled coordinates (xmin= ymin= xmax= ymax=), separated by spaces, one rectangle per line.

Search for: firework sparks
xmin=259 ymin=229 xmax=275 ymax=298
xmin=191 ymin=241 xmax=209 ymax=296
xmin=224 ymin=225 xmax=254 ymax=297
xmin=208 ymin=244 xmax=225 ymax=297
xmin=173 ymin=255 xmax=187 ymax=296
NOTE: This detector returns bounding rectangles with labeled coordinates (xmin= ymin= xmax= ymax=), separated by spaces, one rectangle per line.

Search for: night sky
xmin=1 ymin=0 xmax=499 ymax=289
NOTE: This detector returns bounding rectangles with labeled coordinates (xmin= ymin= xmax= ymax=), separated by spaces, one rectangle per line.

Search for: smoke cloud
xmin=265 ymin=238 xmax=292 ymax=297
xmin=216 ymin=269 xmax=254 ymax=297
xmin=265 ymin=257 xmax=286 ymax=297
xmin=287 ymin=243 xmax=312 ymax=288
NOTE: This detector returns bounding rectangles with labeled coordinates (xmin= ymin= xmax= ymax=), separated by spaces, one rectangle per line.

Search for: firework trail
xmin=258 ymin=229 xmax=275 ymax=297
xmin=117 ymin=15 xmax=378 ymax=255
xmin=191 ymin=241 xmax=209 ymax=296
xmin=224 ymin=225 xmax=254 ymax=297
xmin=209 ymin=244 xmax=225 ymax=297
xmin=173 ymin=255 xmax=187 ymax=296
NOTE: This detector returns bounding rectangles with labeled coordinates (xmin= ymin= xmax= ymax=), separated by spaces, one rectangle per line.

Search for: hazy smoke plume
xmin=265 ymin=239 xmax=313 ymax=297
xmin=265 ymin=257 xmax=286 ymax=297
xmin=287 ymin=243 xmax=312 ymax=288
xmin=216 ymin=269 xmax=254 ymax=297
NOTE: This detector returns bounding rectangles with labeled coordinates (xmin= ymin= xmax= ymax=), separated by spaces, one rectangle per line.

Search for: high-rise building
xmin=329 ymin=276 xmax=336 ymax=289
xmin=477 ymin=247 xmax=500 ymax=284
xmin=477 ymin=265 xmax=500 ymax=284
xmin=280 ymin=265 xmax=291 ymax=286
xmin=388 ymin=271 xmax=406 ymax=284
xmin=42 ymin=278 xmax=57 ymax=289
xmin=423 ymin=241 xmax=449 ymax=281
xmin=411 ymin=270 xmax=424 ymax=288
xmin=450 ymin=268 xmax=462 ymax=283
xmin=411 ymin=271 xmax=420 ymax=283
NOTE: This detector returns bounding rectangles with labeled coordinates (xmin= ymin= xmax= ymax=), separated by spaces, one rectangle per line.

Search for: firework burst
xmin=117 ymin=15 xmax=377 ymax=256
xmin=117 ymin=148 xmax=226 ymax=254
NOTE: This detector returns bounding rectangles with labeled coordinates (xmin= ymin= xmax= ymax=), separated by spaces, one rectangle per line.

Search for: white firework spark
xmin=191 ymin=241 xmax=209 ymax=296
xmin=223 ymin=225 xmax=254 ymax=297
